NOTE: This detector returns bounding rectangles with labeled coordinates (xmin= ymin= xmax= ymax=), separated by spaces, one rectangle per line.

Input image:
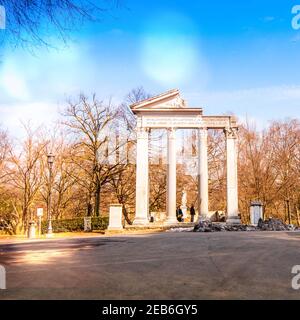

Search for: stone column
xmin=133 ymin=127 xmax=149 ymax=225
xmin=225 ymin=127 xmax=241 ymax=224
xmin=165 ymin=128 xmax=178 ymax=224
xmin=197 ymin=128 xmax=209 ymax=221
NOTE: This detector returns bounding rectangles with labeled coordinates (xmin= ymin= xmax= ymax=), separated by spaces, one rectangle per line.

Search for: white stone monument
xmin=28 ymin=222 xmax=36 ymax=239
xmin=84 ymin=217 xmax=92 ymax=232
xmin=130 ymin=89 xmax=240 ymax=226
xmin=108 ymin=204 xmax=123 ymax=230
xmin=181 ymin=188 xmax=188 ymax=220
xmin=250 ymin=201 xmax=263 ymax=225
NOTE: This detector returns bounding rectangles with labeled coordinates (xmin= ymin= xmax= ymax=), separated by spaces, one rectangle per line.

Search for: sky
xmin=0 ymin=0 xmax=300 ymax=135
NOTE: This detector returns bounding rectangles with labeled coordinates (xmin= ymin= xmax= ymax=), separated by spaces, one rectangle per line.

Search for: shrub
xmin=41 ymin=217 xmax=109 ymax=233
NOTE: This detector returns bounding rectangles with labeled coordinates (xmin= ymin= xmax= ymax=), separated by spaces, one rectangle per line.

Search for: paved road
xmin=1 ymin=231 xmax=300 ymax=299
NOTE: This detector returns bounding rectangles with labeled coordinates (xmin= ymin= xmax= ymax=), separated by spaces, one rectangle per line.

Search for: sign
xmin=142 ymin=116 xmax=203 ymax=128
xmin=138 ymin=116 xmax=232 ymax=129
xmin=37 ymin=208 xmax=44 ymax=217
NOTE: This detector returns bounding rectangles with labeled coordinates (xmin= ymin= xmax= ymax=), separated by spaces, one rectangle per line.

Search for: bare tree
xmin=108 ymin=87 xmax=152 ymax=223
xmin=63 ymin=93 xmax=125 ymax=217
xmin=8 ymin=125 xmax=47 ymax=233
xmin=0 ymin=0 xmax=120 ymax=48
xmin=38 ymin=128 xmax=78 ymax=219
xmin=0 ymin=128 xmax=10 ymax=184
xmin=270 ymin=120 xmax=300 ymax=224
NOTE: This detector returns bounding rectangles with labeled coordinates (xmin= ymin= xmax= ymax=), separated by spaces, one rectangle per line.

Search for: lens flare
xmin=0 ymin=61 xmax=30 ymax=100
xmin=139 ymin=12 xmax=209 ymax=87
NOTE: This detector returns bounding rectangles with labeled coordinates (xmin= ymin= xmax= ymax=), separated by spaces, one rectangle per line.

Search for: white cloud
xmin=139 ymin=11 xmax=210 ymax=89
xmin=263 ymin=16 xmax=275 ymax=22
xmin=0 ymin=60 xmax=31 ymax=100
xmin=0 ymin=101 xmax=59 ymax=137
xmin=291 ymin=33 xmax=300 ymax=43
xmin=185 ymin=85 xmax=300 ymax=127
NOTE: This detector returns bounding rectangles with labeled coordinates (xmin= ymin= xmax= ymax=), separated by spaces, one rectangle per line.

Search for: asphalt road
xmin=1 ymin=231 xmax=300 ymax=299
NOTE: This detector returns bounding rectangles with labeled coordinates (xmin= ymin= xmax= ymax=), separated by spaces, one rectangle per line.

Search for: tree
xmin=109 ymin=163 xmax=135 ymax=224
xmin=270 ymin=120 xmax=300 ymax=224
xmin=238 ymin=123 xmax=280 ymax=221
xmin=38 ymin=128 xmax=78 ymax=219
xmin=8 ymin=125 xmax=47 ymax=233
xmin=63 ymin=93 xmax=124 ymax=217
xmin=0 ymin=128 xmax=10 ymax=184
xmin=0 ymin=128 xmax=16 ymax=234
xmin=0 ymin=0 xmax=120 ymax=48
xmin=108 ymin=87 xmax=152 ymax=224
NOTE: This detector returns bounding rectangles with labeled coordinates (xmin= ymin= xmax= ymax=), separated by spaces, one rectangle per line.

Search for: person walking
xmin=176 ymin=206 xmax=183 ymax=222
xmin=190 ymin=204 xmax=196 ymax=222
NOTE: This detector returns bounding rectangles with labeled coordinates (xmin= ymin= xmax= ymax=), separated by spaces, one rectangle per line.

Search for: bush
xmin=41 ymin=217 xmax=109 ymax=233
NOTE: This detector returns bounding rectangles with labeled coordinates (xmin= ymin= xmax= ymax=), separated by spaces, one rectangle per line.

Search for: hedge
xmin=41 ymin=217 xmax=109 ymax=233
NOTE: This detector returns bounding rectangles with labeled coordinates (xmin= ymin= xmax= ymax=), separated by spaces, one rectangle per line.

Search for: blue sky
xmin=0 ymin=0 xmax=300 ymax=134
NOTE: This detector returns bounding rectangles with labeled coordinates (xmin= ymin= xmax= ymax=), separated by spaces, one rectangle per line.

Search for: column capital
xmin=224 ymin=127 xmax=238 ymax=139
xmin=167 ymin=127 xmax=177 ymax=139
xmin=136 ymin=127 xmax=149 ymax=139
xmin=199 ymin=127 xmax=208 ymax=138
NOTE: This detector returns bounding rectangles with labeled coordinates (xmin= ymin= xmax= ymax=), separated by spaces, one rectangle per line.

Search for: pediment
xmin=130 ymin=89 xmax=187 ymax=110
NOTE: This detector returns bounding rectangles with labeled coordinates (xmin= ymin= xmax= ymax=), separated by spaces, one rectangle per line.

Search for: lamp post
xmin=47 ymin=153 xmax=55 ymax=236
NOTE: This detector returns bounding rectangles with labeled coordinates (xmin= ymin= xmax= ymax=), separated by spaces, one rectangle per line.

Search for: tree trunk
xmin=87 ymin=203 xmax=92 ymax=217
xmin=94 ymin=183 xmax=101 ymax=217
xmin=22 ymin=207 xmax=28 ymax=235
xmin=296 ymin=207 xmax=300 ymax=227
xmin=287 ymin=200 xmax=291 ymax=225
xmin=122 ymin=205 xmax=132 ymax=225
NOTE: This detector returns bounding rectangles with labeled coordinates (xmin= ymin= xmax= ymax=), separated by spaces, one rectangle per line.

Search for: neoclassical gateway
xmin=130 ymin=89 xmax=240 ymax=225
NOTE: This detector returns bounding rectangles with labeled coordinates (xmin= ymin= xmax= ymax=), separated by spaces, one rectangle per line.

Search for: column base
xmin=132 ymin=217 xmax=149 ymax=226
xmin=226 ymin=216 xmax=241 ymax=225
xmin=46 ymin=233 xmax=54 ymax=238
xmin=198 ymin=213 xmax=208 ymax=221
xmin=181 ymin=206 xmax=187 ymax=219
xmin=108 ymin=226 xmax=123 ymax=231
xmin=164 ymin=217 xmax=179 ymax=225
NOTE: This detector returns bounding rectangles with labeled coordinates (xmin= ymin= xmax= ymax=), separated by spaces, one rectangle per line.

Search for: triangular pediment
xmin=130 ymin=89 xmax=187 ymax=110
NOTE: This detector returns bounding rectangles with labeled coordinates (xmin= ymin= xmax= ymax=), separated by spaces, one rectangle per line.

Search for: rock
xmin=257 ymin=218 xmax=264 ymax=229
xmin=193 ymin=220 xmax=212 ymax=232
xmin=193 ymin=217 xmax=298 ymax=233
xmin=168 ymin=227 xmax=194 ymax=233
xmin=257 ymin=218 xmax=292 ymax=231
xmin=246 ymin=225 xmax=257 ymax=231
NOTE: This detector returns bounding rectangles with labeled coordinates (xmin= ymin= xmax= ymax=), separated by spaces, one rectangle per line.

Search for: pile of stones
xmin=193 ymin=218 xmax=297 ymax=232
xmin=257 ymin=218 xmax=295 ymax=231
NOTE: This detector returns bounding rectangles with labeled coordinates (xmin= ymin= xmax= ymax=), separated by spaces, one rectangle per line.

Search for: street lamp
xmin=47 ymin=153 xmax=55 ymax=236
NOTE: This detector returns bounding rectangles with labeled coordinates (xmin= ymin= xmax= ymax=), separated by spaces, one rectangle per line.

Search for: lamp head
xmin=47 ymin=153 xmax=55 ymax=165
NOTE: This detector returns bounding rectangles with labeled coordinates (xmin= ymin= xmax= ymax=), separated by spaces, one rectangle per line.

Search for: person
xmin=176 ymin=206 xmax=183 ymax=222
xmin=190 ymin=204 xmax=196 ymax=222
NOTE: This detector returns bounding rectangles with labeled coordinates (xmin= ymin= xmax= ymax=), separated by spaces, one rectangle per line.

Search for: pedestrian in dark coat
xmin=176 ymin=206 xmax=183 ymax=222
xmin=190 ymin=205 xmax=196 ymax=222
